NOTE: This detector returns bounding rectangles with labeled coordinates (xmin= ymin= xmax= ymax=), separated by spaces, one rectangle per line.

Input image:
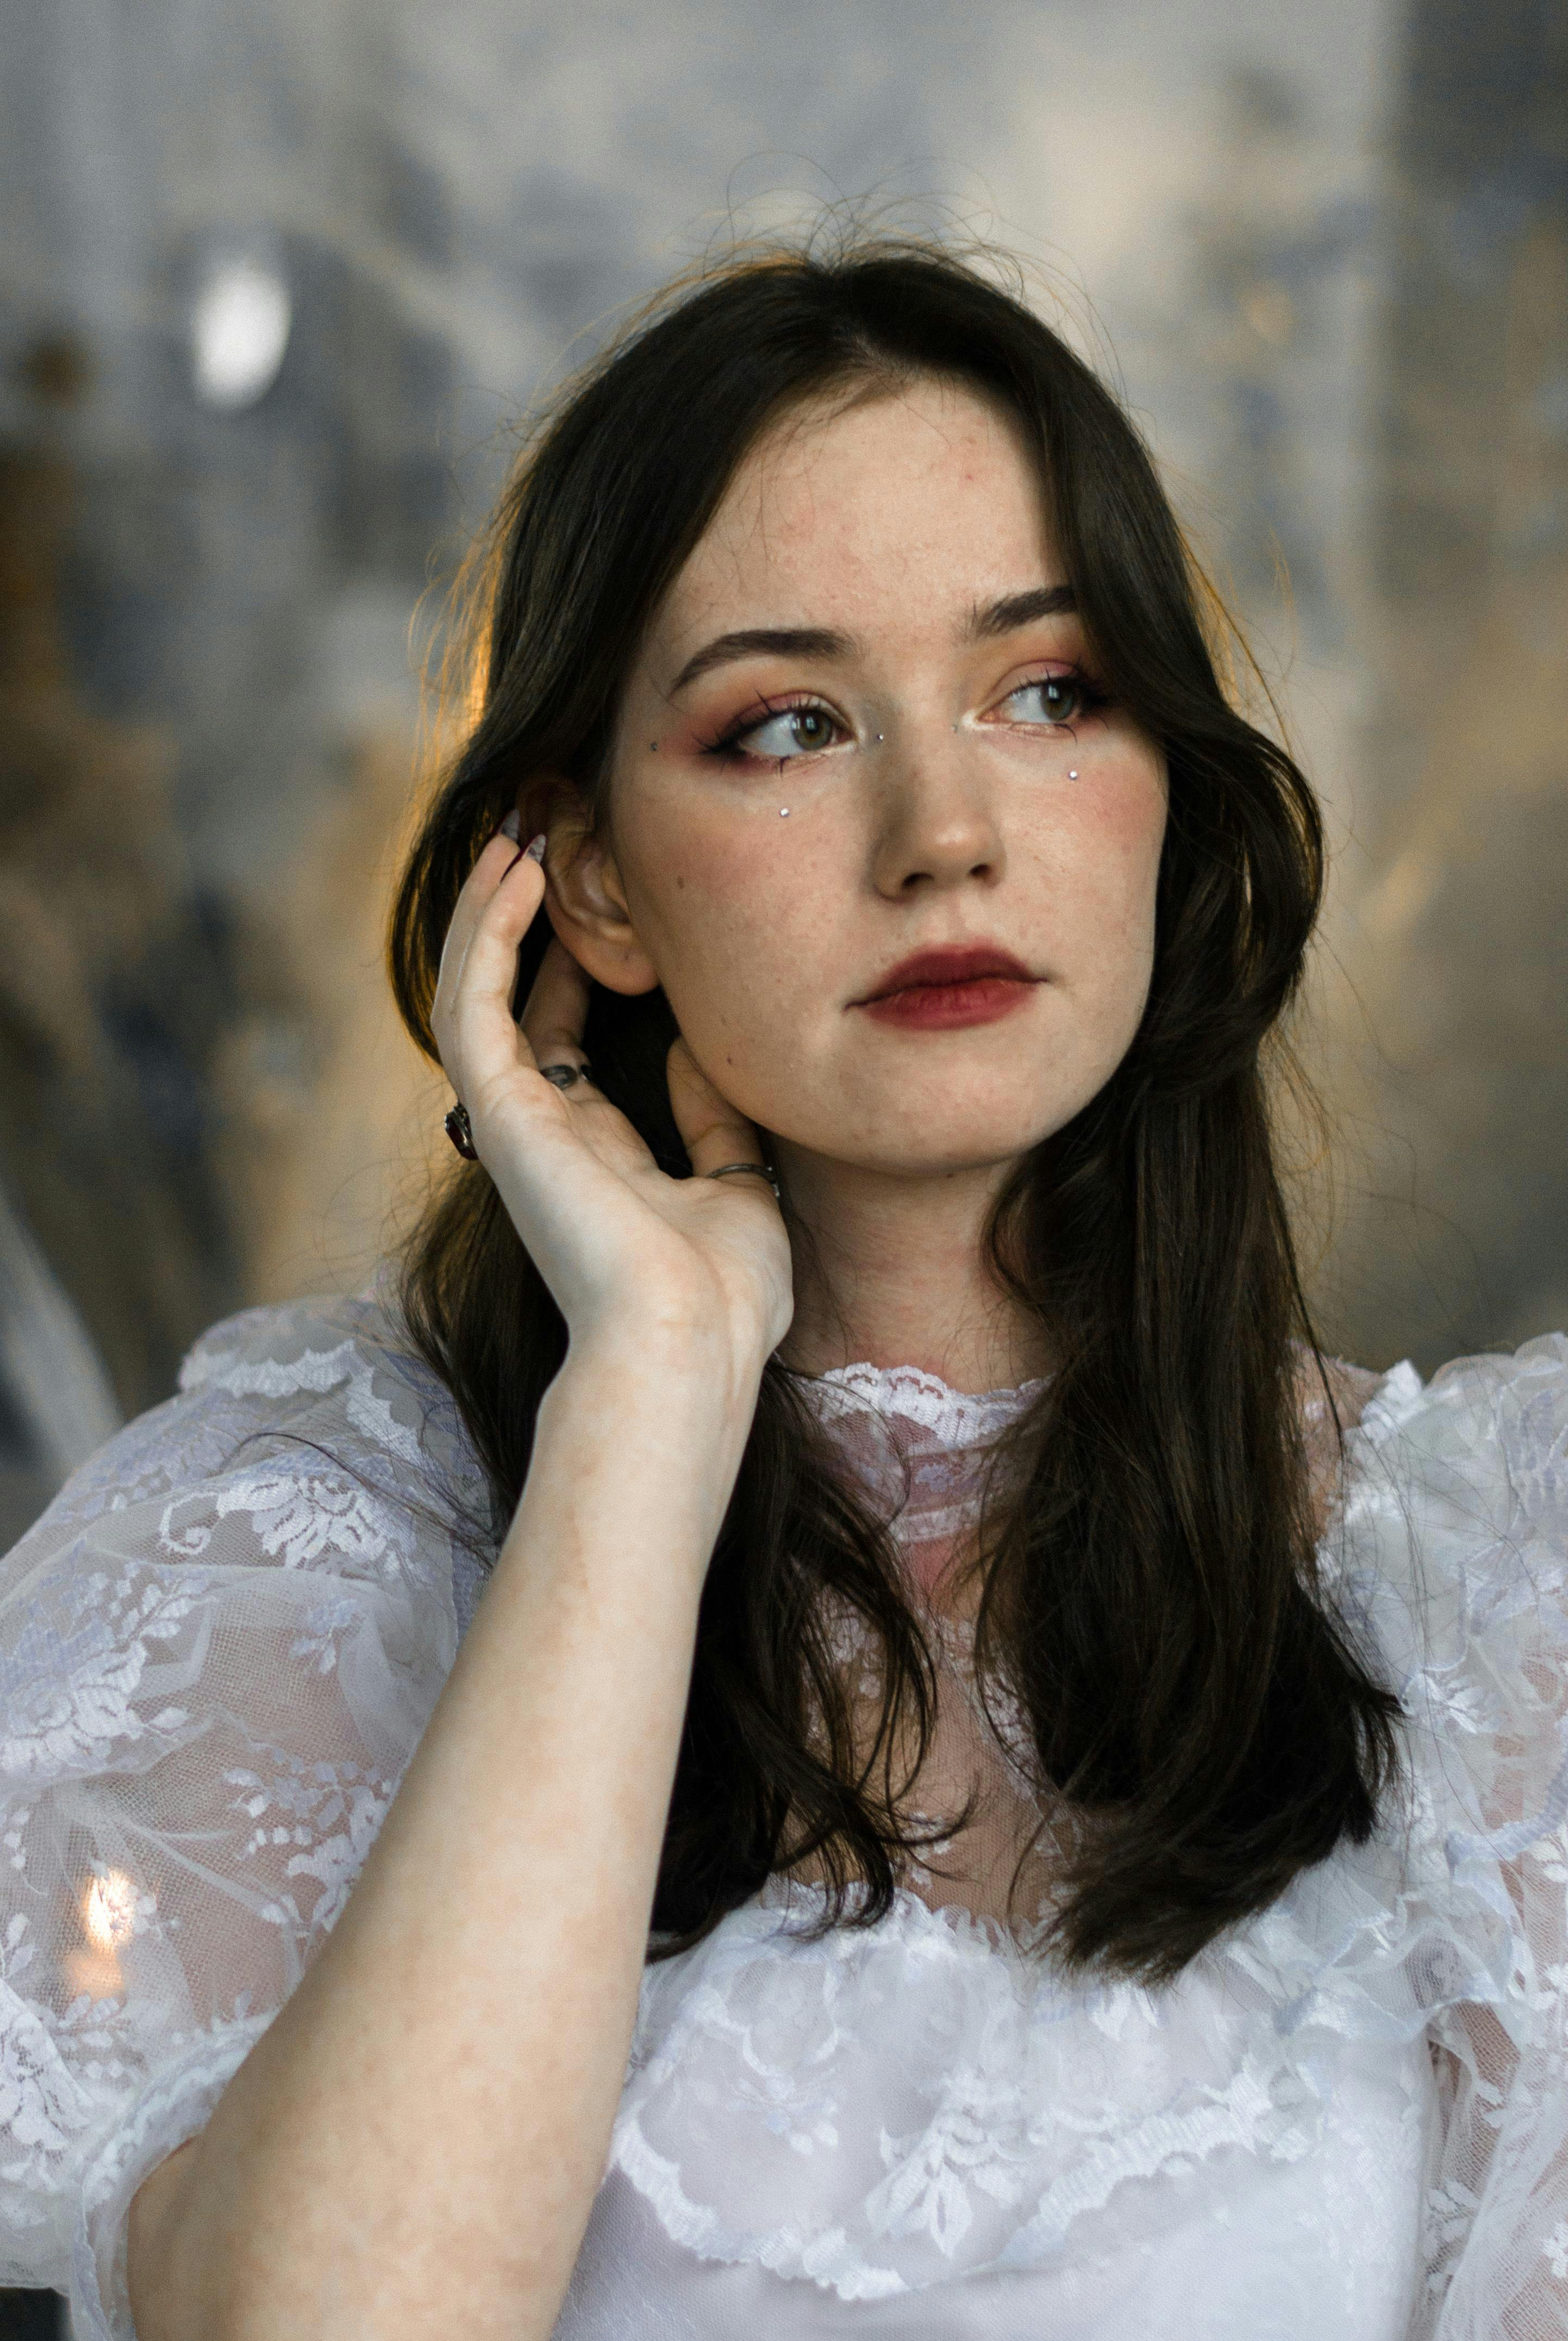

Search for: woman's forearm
xmin=130 ymin=1329 xmax=761 ymax=2341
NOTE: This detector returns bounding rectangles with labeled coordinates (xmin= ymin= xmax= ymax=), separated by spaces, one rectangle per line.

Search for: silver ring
xmin=706 ymin=1161 xmax=780 ymax=1199
xmin=540 ymin=1061 xmax=593 ymax=1089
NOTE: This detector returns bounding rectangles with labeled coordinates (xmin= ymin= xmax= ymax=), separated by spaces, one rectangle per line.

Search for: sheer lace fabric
xmin=0 ymin=1291 xmax=487 ymax=2333
xmin=0 ymin=1291 xmax=1560 ymax=2338
xmin=776 ymin=1359 xmax=1063 ymax=1938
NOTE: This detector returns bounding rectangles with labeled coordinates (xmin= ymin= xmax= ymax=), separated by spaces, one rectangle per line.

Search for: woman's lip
xmin=856 ymin=947 xmax=1036 ymax=1002
xmin=857 ymin=975 xmax=1038 ymax=1031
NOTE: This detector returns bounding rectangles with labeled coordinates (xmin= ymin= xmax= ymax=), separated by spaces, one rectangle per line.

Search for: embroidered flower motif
xmin=868 ymin=2065 xmax=1036 ymax=2254
xmin=0 ymin=1568 xmax=202 ymax=1778
xmin=213 ymin=1469 xmax=402 ymax=1573
xmin=224 ymin=1756 xmax=396 ymax=1938
xmin=1403 ymin=1668 xmax=1499 ymax=1739
xmin=288 ymin=1595 xmax=365 ymax=1674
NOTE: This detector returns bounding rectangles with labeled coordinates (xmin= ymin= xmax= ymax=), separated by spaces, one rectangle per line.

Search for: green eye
xmin=740 ymin=706 xmax=836 ymax=758
xmin=1007 ymin=676 xmax=1084 ymax=725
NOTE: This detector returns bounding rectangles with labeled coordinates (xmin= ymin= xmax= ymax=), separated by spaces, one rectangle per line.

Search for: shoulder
xmin=1321 ymin=1333 xmax=1568 ymax=1782
xmin=175 ymin=1285 xmax=475 ymax=1492
xmin=1 ymin=1282 xmax=493 ymax=1607
xmin=1337 ymin=1330 xmax=1568 ymax=1542
xmin=1294 ymin=1331 xmax=1568 ymax=1549
xmin=1294 ymin=1349 xmax=1388 ymax=1539
xmin=1296 ymin=1350 xmax=1388 ymax=1435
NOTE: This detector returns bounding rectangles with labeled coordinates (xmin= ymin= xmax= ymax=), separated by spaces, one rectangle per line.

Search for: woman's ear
xmin=520 ymin=794 xmax=660 ymax=997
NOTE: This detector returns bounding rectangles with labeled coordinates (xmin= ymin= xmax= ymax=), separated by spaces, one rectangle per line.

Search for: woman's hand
xmin=431 ymin=825 xmax=795 ymax=1377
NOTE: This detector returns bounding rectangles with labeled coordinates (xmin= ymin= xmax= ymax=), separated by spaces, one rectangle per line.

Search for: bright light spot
xmin=83 ymin=1869 xmax=139 ymax=1948
xmin=191 ymin=254 xmax=291 ymax=410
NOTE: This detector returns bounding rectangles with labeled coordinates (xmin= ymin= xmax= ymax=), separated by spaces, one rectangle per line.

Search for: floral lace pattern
xmin=0 ymin=1287 xmax=486 ymax=2337
xmin=0 ymin=1296 xmax=1562 ymax=2339
xmin=590 ymin=1879 xmax=1435 ymax=2330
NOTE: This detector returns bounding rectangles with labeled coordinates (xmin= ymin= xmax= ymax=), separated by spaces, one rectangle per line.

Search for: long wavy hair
xmin=388 ymin=236 xmax=1403 ymax=1985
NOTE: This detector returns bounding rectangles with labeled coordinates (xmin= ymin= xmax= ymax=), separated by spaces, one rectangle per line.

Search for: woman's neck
xmin=768 ymin=1144 xmax=1050 ymax=1395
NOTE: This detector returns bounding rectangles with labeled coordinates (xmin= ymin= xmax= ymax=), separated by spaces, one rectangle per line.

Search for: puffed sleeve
xmin=0 ymin=1290 xmax=492 ymax=2339
xmin=1328 ymin=1333 xmax=1568 ymax=2340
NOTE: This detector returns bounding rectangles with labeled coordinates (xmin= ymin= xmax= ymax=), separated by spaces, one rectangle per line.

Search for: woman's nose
xmin=867 ymin=721 xmax=1005 ymax=898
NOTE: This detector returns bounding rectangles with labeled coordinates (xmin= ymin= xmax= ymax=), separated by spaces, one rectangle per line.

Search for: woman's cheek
xmin=1067 ymin=756 xmax=1165 ymax=923
xmin=645 ymin=860 xmax=802 ymax=1066
xmin=659 ymin=798 xmax=835 ymax=979
xmin=1038 ymin=777 xmax=1161 ymax=1051
xmin=1073 ymin=736 xmax=1166 ymax=852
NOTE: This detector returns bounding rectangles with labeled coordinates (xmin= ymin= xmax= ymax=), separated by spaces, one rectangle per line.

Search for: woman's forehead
xmin=652 ymin=382 xmax=1059 ymax=651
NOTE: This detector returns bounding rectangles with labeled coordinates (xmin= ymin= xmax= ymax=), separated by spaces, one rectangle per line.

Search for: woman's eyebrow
xmin=967 ymin=585 xmax=1077 ymax=638
xmin=669 ymin=626 xmax=854 ymax=695
xmin=666 ymin=587 xmax=1077 ymax=698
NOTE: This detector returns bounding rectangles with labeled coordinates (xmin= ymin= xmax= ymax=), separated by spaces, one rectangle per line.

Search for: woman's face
xmin=548 ymin=377 xmax=1167 ymax=1181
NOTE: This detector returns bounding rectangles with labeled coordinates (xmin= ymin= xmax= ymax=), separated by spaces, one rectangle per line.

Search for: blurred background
xmin=0 ymin=0 xmax=1564 ymax=1579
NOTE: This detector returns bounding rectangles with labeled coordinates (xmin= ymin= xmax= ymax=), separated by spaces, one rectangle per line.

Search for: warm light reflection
xmin=65 ymin=1867 xmax=142 ymax=2002
xmin=84 ymin=1869 xmax=138 ymax=1948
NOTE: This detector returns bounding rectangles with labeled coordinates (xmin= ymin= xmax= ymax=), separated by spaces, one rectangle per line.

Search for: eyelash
xmin=697 ymin=693 xmax=838 ymax=768
xmin=697 ymin=667 xmax=1110 ymax=768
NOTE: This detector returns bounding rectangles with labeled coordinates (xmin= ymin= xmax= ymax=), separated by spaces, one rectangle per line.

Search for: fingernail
xmin=497 ymin=808 xmax=522 ymax=843
xmin=524 ymin=832 xmax=546 ymax=863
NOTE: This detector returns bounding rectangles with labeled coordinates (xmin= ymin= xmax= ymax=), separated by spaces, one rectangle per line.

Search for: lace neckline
xmin=788 ymin=1357 xmax=1048 ymax=1447
xmin=784 ymin=1358 xmax=1047 ymax=1577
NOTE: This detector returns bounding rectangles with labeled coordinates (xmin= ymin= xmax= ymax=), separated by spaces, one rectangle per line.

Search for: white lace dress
xmin=1 ymin=1290 xmax=1566 ymax=2339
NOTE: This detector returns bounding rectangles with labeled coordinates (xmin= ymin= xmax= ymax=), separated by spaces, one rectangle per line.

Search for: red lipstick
xmin=853 ymin=944 xmax=1039 ymax=1032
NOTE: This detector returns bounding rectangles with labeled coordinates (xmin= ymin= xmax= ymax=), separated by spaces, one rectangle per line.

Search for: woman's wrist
xmin=556 ymin=1313 xmax=772 ymax=1423
xmin=524 ymin=1324 xmax=764 ymax=1556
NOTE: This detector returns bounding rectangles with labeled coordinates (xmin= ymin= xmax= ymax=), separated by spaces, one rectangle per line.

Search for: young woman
xmin=1 ymin=238 xmax=1564 ymax=2341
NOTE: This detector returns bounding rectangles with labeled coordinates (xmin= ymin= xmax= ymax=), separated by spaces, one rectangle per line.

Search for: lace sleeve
xmin=1335 ymin=1334 xmax=1568 ymax=2339
xmin=0 ymin=1293 xmax=488 ymax=2340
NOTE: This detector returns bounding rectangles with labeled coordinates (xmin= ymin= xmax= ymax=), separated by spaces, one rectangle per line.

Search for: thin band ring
xmin=706 ymin=1161 xmax=782 ymax=1200
xmin=540 ymin=1060 xmax=594 ymax=1090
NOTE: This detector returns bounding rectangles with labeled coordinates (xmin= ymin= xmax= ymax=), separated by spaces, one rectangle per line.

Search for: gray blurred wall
xmin=1330 ymin=0 xmax=1568 ymax=1365
xmin=0 ymin=0 xmax=1563 ymax=1541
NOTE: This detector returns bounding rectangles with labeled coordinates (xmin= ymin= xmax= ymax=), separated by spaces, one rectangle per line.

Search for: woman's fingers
xmin=666 ymin=1036 xmax=774 ymax=1187
xmin=433 ymin=829 xmax=532 ymax=1016
xmin=428 ymin=841 xmax=789 ymax=1361
xmin=435 ymin=835 xmax=549 ymax=1110
xmin=518 ymin=931 xmax=596 ymax=1075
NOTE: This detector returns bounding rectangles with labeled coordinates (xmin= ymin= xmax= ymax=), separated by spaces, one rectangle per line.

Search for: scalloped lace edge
xmin=792 ymin=1359 xmax=1050 ymax=1445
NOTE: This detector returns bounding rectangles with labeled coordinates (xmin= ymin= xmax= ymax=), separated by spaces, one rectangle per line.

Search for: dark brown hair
xmin=389 ymin=235 xmax=1403 ymax=1985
